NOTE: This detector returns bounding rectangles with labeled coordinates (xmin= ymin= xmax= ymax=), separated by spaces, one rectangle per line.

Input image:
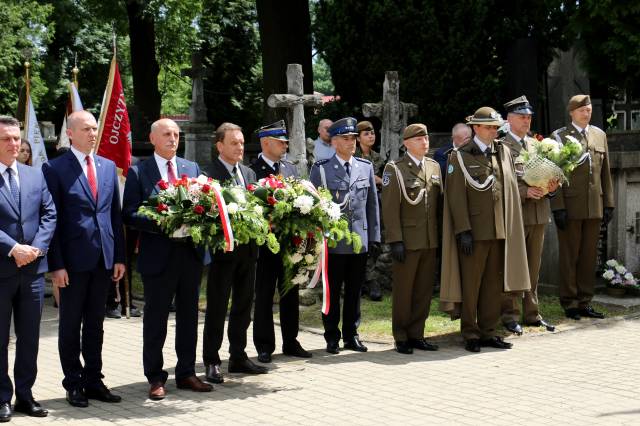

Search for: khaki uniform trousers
xmin=460 ymin=240 xmax=504 ymax=341
xmin=558 ymin=218 xmax=601 ymax=309
xmin=501 ymin=224 xmax=545 ymax=324
xmin=391 ymin=248 xmax=436 ymax=342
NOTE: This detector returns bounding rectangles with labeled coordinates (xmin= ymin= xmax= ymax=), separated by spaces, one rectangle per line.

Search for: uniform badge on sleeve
xmin=447 ymin=164 xmax=454 ymax=174
xmin=382 ymin=172 xmax=391 ymax=186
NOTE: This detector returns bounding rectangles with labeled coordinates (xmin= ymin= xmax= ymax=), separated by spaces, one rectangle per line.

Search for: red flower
xmin=181 ymin=173 xmax=188 ymax=179
xmin=534 ymin=133 xmax=544 ymax=141
xmin=246 ymin=183 xmax=256 ymax=191
xmin=156 ymin=203 xmax=168 ymax=212
xmin=267 ymin=196 xmax=277 ymax=206
xmin=157 ymin=180 xmax=169 ymax=190
xmin=201 ymin=184 xmax=211 ymax=194
xmin=292 ymin=235 xmax=303 ymax=246
xmin=193 ymin=205 xmax=205 ymax=215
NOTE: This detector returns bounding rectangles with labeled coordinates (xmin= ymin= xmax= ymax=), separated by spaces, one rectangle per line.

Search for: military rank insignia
xmin=447 ymin=164 xmax=454 ymax=174
xmin=382 ymin=172 xmax=391 ymax=186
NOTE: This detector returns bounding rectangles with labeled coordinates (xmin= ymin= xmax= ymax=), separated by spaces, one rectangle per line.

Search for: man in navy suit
xmin=251 ymin=121 xmax=311 ymax=364
xmin=122 ymin=118 xmax=212 ymax=400
xmin=433 ymin=123 xmax=471 ymax=180
xmin=0 ymin=116 xmax=56 ymax=421
xmin=43 ymin=111 xmax=125 ymax=408
xmin=202 ymin=122 xmax=266 ymax=384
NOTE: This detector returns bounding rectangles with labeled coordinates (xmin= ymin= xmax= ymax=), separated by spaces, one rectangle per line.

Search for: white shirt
xmin=154 ymin=152 xmax=178 ymax=182
xmin=70 ymin=145 xmax=97 ymax=184
xmin=473 ymin=136 xmax=489 ymax=153
xmin=508 ymin=131 xmax=526 ymax=145
xmin=336 ymin=155 xmax=354 ymax=174
xmin=407 ymin=152 xmax=424 ymax=168
xmin=218 ymin=156 xmax=245 ymax=187
xmin=572 ymin=122 xmax=590 ymax=136
xmin=259 ymin=153 xmax=279 ymax=170
xmin=0 ymin=161 xmax=19 ymax=189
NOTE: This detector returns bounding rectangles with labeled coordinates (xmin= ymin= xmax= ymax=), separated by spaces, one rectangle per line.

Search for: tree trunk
xmin=256 ymin=0 xmax=314 ymax=123
xmin=125 ymin=0 xmax=161 ymax=137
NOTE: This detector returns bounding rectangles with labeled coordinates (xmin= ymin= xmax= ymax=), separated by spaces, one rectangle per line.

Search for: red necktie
xmin=85 ymin=155 xmax=98 ymax=200
xmin=167 ymin=161 xmax=177 ymax=184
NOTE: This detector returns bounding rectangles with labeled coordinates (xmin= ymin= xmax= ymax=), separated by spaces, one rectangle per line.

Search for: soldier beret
xmin=466 ymin=107 xmax=504 ymax=126
xmin=504 ymin=95 xmax=534 ymax=115
xmin=567 ymin=94 xmax=591 ymax=112
xmin=257 ymin=120 xmax=288 ymax=141
xmin=328 ymin=117 xmax=358 ymax=137
xmin=357 ymin=121 xmax=374 ymax=133
xmin=403 ymin=123 xmax=428 ymax=140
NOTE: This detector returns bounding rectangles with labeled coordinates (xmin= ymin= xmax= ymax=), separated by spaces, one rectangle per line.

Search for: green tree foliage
xmin=0 ymin=0 xmax=53 ymax=115
xmin=313 ymin=56 xmax=334 ymax=95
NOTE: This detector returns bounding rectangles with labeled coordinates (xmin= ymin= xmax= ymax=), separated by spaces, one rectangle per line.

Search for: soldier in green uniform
xmin=440 ymin=107 xmax=530 ymax=353
xmin=551 ymin=95 xmax=615 ymax=320
xmin=382 ymin=124 xmax=440 ymax=354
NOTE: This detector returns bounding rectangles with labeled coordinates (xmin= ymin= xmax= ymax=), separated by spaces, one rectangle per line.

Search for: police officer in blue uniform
xmin=251 ymin=121 xmax=312 ymax=363
xmin=310 ymin=117 xmax=381 ymax=354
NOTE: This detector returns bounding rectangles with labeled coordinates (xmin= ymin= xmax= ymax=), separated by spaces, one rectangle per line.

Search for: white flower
xmin=254 ymin=205 xmax=263 ymax=215
xmin=602 ymin=270 xmax=615 ymax=280
xmin=229 ymin=188 xmax=246 ymax=204
xmin=624 ymin=272 xmax=635 ymax=281
xmin=606 ymin=259 xmax=618 ymax=267
xmin=293 ymin=195 xmax=314 ymax=214
xmin=615 ymin=265 xmax=627 ymax=274
xmin=321 ymin=199 xmax=341 ymax=221
xmin=290 ymin=253 xmax=303 ymax=264
xmin=196 ymin=174 xmax=209 ymax=185
xmin=539 ymin=138 xmax=560 ymax=152
xmin=291 ymin=273 xmax=308 ymax=285
xmin=227 ymin=202 xmax=239 ymax=214
xmin=304 ymin=254 xmax=315 ymax=264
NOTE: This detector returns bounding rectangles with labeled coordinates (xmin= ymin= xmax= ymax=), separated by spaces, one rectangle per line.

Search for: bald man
xmin=123 ymin=119 xmax=212 ymax=400
xmin=313 ymin=119 xmax=335 ymax=161
xmin=43 ymin=110 xmax=126 ymax=407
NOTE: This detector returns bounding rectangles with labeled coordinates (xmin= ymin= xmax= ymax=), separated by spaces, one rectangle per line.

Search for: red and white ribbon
xmin=210 ymin=185 xmax=234 ymax=252
xmin=308 ymin=237 xmax=330 ymax=315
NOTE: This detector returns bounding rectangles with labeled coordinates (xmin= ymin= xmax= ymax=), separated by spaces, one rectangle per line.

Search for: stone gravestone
xmin=267 ymin=64 xmax=323 ymax=177
xmin=362 ymin=71 xmax=418 ymax=162
xmin=182 ymin=52 xmax=214 ymax=169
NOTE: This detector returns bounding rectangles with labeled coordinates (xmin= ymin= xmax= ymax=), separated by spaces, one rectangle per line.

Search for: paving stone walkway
xmin=7 ymin=304 xmax=640 ymax=425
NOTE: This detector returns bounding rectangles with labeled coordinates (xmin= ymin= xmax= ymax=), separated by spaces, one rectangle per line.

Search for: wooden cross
xmin=267 ymin=64 xmax=323 ymax=176
xmin=181 ymin=52 xmax=211 ymax=123
xmin=362 ymin=71 xmax=418 ymax=162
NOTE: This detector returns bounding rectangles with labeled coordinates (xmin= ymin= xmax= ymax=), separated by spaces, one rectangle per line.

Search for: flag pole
xmin=24 ymin=61 xmax=31 ymax=133
xmin=72 ymin=53 xmax=79 ymax=89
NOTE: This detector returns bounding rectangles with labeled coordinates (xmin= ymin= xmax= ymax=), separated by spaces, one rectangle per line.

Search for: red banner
xmin=97 ymin=57 xmax=132 ymax=176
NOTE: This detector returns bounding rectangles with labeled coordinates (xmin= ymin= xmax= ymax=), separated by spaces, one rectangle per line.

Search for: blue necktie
xmin=6 ymin=169 xmax=19 ymax=207
xmin=344 ymin=162 xmax=351 ymax=177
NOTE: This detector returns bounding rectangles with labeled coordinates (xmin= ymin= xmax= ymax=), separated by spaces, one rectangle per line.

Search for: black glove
xmin=368 ymin=242 xmax=381 ymax=259
xmin=553 ymin=209 xmax=568 ymax=230
xmin=456 ymin=230 xmax=473 ymax=256
xmin=603 ymin=207 xmax=614 ymax=225
xmin=390 ymin=241 xmax=406 ymax=263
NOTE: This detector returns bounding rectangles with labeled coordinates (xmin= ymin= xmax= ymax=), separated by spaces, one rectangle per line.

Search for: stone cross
xmin=267 ymin=64 xmax=323 ymax=177
xmin=181 ymin=52 xmax=210 ymax=124
xmin=362 ymin=71 xmax=418 ymax=162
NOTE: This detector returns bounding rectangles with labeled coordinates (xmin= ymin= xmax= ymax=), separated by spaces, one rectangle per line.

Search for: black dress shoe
xmin=526 ymin=319 xmax=556 ymax=332
xmin=504 ymin=321 xmax=523 ymax=336
xmin=127 ymin=306 xmax=142 ymax=317
xmin=228 ymin=358 xmax=268 ymax=374
xmin=326 ymin=341 xmax=340 ymax=354
xmin=66 ymin=388 xmax=89 ymax=408
xmin=343 ymin=337 xmax=368 ymax=352
xmin=564 ymin=308 xmax=581 ymax=320
xmin=579 ymin=306 xmax=605 ymax=319
xmin=85 ymin=384 xmax=122 ymax=403
xmin=282 ymin=341 xmax=312 ymax=358
xmin=409 ymin=338 xmax=439 ymax=351
xmin=480 ymin=336 xmax=513 ymax=349
xmin=105 ymin=307 xmax=121 ymax=319
xmin=465 ymin=339 xmax=481 ymax=353
xmin=205 ymin=364 xmax=224 ymax=384
xmin=0 ymin=402 xmax=11 ymax=422
xmin=14 ymin=399 xmax=48 ymax=417
xmin=395 ymin=341 xmax=413 ymax=354
xmin=257 ymin=352 xmax=272 ymax=363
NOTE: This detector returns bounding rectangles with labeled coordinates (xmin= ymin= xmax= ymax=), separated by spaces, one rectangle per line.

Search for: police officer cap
xmin=356 ymin=120 xmax=374 ymax=133
xmin=403 ymin=123 xmax=428 ymax=140
xmin=328 ymin=117 xmax=358 ymax=137
xmin=466 ymin=106 xmax=504 ymax=126
xmin=567 ymin=94 xmax=591 ymax=112
xmin=504 ymin=95 xmax=534 ymax=115
xmin=257 ymin=119 xmax=288 ymax=141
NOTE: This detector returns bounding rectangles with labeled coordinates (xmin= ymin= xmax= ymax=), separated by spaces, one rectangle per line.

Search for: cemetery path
xmin=10 ymin=303 xmax=640 ymax=425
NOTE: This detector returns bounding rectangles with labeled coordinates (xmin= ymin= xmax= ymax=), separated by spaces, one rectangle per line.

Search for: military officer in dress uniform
xmin=551 ymin=95 xmax=614 ymax=320
xmin=309 ymin=117 xmax=381 ymax=354
xmin=381 ymin=123 xmax=440 ymax=354
xmin=500 ymin=96 xmax=558 ymax=335
xmin=441 ymin=107 xmax=530 ymax=353
xmin=251 ymin=121 xmax=312 ymax=363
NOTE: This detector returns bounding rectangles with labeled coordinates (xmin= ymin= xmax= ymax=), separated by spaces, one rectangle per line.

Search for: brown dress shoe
xmin=149 ymin=382 xmax=166 ymax=400
xmin=176 ymin=375 xmax=213 ymax=392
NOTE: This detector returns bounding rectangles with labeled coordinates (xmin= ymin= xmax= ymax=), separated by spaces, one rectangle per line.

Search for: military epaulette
xmin=313 ymin=159 xmax=330 ymax=166
xmin=281 ymin=159 xmax=295 ymax=166
xmin=425 ymin=157 xmax=438 ymax=165
xmin=552 ymin=127 xmax=567 ymax=136
xmin=355 ymin=157 xmax=372 ymax=164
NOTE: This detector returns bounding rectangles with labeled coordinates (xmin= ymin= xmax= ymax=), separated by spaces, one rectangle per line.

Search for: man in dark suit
xmin=0 ymin=116 xmax=56 ymax=420
xmin=251 ymin=121 xmax=311 ymax=364
xmin=43 ymin=111 xmax=125 ymax=407
xmin=202 ymin=122 xmax=266 ymax=384
xmin=123 ymin=118 xmax=212 ymax=400
xmin=433 ymin=123 xmax=471 ymax=180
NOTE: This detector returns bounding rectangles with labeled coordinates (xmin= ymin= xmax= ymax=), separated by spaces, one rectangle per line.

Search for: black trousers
xmin=0 ymin=273 xmax=44 ymax=403
xmin=253 ymin=249 xmax=299 ymax=354
xmin=203 ymin=244 xmax=256 ymax=365
xmin=323 ymin=253 xmax=367 ymax=343
xmin=59 ymin=262 xmax=111 ymax=391
xmin=142 ymin=243 xmax=202 ymax=384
